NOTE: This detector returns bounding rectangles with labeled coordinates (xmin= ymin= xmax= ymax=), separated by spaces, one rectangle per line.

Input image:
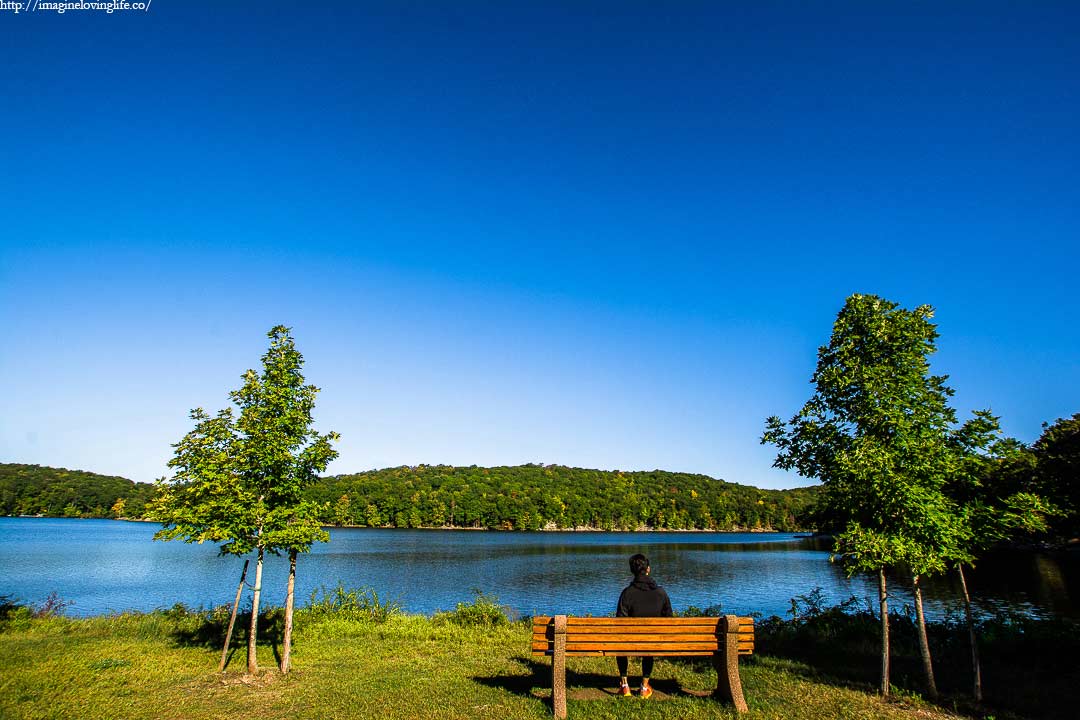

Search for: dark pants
xmin=616 ymin=656 xmax=654 ymax=678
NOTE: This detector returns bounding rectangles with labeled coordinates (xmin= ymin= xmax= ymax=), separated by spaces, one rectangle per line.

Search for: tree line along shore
xmin=4 ymin=405 xmax=1077 ymax=540
xmin=0 ymin=462 xmax=819 ymax=532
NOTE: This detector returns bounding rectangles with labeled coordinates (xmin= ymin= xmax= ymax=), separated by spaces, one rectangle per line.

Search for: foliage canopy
xmin=762 ymin=294 xmax=969 ymax=574
xmin=149 ymin=325 xmax=339 ymax=556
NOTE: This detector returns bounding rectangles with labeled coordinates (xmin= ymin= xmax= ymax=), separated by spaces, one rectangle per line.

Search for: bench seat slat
xmin=531 ymin=635 xmax=753 ymax=646
xmin=535 ymin=625 xmax=733 ymax=635
xmin=531 ymin=641 xmax=755 ymax=653
xmin=569 ymin=642 xmax=725 ymax=651
xmin=532 ymin=633 xmax=753 ymax=644
xmin=549 ymin=633 xmax=723 ymax=644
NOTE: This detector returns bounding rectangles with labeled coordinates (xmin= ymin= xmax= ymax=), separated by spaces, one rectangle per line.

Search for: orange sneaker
xmin=640 ymin=684 xmax=653 ymax=699
xmin=618 ymin=683 xmax=632 ymax=697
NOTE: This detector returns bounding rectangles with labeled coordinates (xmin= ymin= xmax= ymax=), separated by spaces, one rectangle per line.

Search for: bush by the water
xmin=0 ymin=591 xmax=75 ymax=630
xmin=303 ymin=583 xmax=401 ymax=623
xmin=433 ymin=590 xmax=515 ymax=627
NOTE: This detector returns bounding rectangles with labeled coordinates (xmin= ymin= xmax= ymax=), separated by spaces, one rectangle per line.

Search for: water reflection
xmin=0 ymin=519 xmax=1075 ymax=621
xmin=920 ymin=549 xmax=1080 ymax=619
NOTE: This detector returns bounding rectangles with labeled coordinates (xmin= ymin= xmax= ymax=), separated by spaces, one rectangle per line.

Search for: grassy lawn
xmin=0 ymin=610 xmax=968 ymax=720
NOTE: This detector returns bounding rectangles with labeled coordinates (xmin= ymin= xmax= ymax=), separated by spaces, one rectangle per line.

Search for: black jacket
xmin=616 ymin=574 xmax=673 ymax=618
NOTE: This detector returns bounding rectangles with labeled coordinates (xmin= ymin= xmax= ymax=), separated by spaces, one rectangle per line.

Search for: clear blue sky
xmin=2 ymin=2 xmax=1077 ymax=489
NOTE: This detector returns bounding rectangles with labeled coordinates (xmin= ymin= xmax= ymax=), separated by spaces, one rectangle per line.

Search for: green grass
xmin=0 ymin=607 xmax=970 ymax=720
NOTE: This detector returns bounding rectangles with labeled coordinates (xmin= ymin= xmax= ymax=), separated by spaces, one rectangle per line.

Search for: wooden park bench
xmin=531 ymin=614 xmax=755 ymax=718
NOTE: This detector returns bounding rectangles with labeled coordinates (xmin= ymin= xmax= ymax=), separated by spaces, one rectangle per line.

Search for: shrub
xmin=433 ymin=590 xmax=513 ymax=627
xmin=0 ymin=592 xmax=75 ymax=633
xmin=0 ymin=594 xmax=21 ymax=620
xmin=303 ymin=584 xmax=400 ymax=624
xmin=0 ymin=595 xmax=33 ymax=632
xmin=680 ymin=604 xmax=725 ymax=617
xmin=32 ymin=591 xmax=73 ymax=618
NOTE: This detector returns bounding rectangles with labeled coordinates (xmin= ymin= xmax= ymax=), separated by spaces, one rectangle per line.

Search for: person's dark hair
xmin=629 ymin=553 xmax=650 ymax=577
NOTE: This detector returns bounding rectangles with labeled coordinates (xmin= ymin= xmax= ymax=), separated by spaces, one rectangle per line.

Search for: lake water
xmin=1 ymin=518 xmax=1076 ymax=620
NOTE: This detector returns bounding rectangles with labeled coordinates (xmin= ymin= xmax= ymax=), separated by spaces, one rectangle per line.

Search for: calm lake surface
xmin=1 ymin=518 xmax=1076 ymax=620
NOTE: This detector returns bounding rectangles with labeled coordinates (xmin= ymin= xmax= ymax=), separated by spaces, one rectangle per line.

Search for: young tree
xmin=151 ymin=326 xmax=338 ymax=674
xmin=1031 ymin=413 xmax=1080 ymax=539
xmin=762 ymin=294 xmax=977 ymax=697
xmin=942 ymin=413 xmax=1055 ymax=700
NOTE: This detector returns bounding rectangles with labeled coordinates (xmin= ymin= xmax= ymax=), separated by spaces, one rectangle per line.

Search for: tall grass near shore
xmin=1 ymin=589 xmax=1072 ymax=720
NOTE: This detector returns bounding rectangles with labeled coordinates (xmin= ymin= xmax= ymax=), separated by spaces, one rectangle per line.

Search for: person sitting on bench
xmin=615 ymin=553 xmax=673 ymax=698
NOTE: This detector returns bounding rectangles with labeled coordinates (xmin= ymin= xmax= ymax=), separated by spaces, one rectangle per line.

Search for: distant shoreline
xmin=7 ymin=515 xmax=808 ymax=534
xmin=329 ymin=524 xmax=798 ymax=533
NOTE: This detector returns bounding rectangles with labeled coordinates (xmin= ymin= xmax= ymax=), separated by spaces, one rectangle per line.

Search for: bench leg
xmin=553 ymin=615 xmax=567 ymax=718
xmin=714 ymin=616 xmax=748 ymax=712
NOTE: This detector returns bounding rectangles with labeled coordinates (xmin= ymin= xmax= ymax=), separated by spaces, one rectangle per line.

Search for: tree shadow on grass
xmin=167 ymin=607 xmax=286 ymax=670
xmin=752 ymin=609 xmax=931 ymax=695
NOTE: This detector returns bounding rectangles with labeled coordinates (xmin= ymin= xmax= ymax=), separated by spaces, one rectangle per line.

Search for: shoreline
xmin=7 ymin=515 xmax=805 ymax=534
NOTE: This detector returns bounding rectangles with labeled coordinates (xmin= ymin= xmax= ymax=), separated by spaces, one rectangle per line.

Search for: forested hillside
xmin=1 ymin=462 xmax=819 ymax=530
xmin=310 ymin=464 xmax=819 ymax=531
xmin=0 ymin=464 xmax=157 ymax=518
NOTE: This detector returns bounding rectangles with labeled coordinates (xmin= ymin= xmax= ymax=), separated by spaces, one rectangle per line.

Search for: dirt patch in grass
xmin=213 ymin=671 xmax=283 ymax=688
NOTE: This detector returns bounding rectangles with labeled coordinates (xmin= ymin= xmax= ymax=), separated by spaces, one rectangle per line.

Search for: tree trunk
xmin=219 ymin=559 xmax=249 ymax=672
xmin=281 ymin=549 xmax=297 ymax=674
xmin=247 ymin=546 xmax=264 ymax=674
xmin=912 ymin=574 xmax=938 ymax=699
xmin=957 ymin=563 xmax=982 ymax=701
xmin=879 ymin=567 xmax=890 ymax=696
